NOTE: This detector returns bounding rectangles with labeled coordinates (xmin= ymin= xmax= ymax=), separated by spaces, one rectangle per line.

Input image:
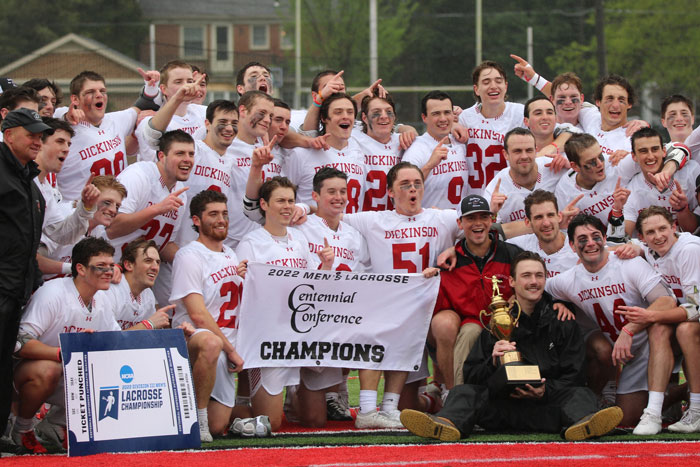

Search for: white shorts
xmin=617 ymin=338 xmax=649 ymax=395
xmin=210 ymin=351 xmax=238 ymax=407
xmin=249 ymin=367 xmax=300 ymax=397
xmin=406 ymin=348 xmax=430 ymax=385
xmin=300 ymin=367 xmax=343 ymax=391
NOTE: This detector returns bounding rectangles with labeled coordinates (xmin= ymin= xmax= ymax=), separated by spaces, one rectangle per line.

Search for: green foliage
xmin=0 ymin=0 xmax=147 ymax=68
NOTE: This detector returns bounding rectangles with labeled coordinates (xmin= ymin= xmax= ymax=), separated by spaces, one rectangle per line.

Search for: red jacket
xmin=433 ymin=233 xmax=523 ymax=326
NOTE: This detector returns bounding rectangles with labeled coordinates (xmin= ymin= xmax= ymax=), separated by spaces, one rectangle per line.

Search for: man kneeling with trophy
xmin=401 ymin=251 xmax=623 ymax=441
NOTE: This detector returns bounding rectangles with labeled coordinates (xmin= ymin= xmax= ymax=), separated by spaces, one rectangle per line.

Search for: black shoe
xmin=564 ymin=406 xmax=623 ymax=441
xmin=399 ymin=409 xmax=461 ymax=441
xmin=326 ymin=398 xmax=353 ymax=421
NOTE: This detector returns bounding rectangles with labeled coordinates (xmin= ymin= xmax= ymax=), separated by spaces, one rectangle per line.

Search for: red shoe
xmin=12 ymin=429 xmax=48 ymax=454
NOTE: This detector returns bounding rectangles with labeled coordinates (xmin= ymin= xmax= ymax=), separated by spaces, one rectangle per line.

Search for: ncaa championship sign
xmin=60 ymin=329 xmax=199 ymax=456
xmin=238 ymin=263 xmax=440 ymax=371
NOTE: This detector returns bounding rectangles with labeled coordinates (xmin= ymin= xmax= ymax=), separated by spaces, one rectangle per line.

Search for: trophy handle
xmin=511 ymin=299 xmax=522 ymax=326
xmin=479 ymin=309 xmax=489 ymax=328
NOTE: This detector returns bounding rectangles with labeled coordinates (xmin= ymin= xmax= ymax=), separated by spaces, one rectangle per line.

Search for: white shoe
xmin=34 ymin=418 xmax=67 ymax=449
xmin=230 ymin=415 xmax=272 ymax=438
xmin=198 ymin=418 xmax=213 ymax=443
xmin=668 ymin=409 xmax=700 ymax=433
xmin=632 ymin=409 xmax=662 ymax=435
xmin=354 ymin=410 xmax=403 ymax=429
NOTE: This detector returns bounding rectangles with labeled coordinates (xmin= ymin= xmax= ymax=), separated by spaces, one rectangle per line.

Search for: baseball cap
xmin=1 ymin=108 xmax=52 ymax=133
xmin=0 ymin=77 xmax=15 ymax=94
xmin=457 ymin=194 xmax=492 ymax=218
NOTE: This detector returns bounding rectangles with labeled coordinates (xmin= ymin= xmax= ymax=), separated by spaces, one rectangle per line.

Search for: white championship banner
xmin=237 ymin=263 xmax=440 ymax=371
xmin=60 ymin=329 xmax=199 ymax=456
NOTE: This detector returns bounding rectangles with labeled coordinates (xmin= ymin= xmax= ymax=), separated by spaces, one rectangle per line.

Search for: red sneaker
xmin=12 ymin=429 xmax=48 ymax=454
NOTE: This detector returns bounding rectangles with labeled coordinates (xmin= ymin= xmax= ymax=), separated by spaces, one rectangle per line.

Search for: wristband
xmin=610 ymin=209 xmax=623 ymax=217
xmin=550 ymin=142 xmax=558 ymax=151
xmin=296 ymin=202 xmax=311 ymax=215
xmin=61 ymin=262 xmax=72 ymax=275
xmin=317 ymin=89 xmax=324 ymax=101
xmin=56 ymin=347 xmax=62 ymax=362
xmin=672 ymin=204 xmax=688 ymax=213
xmin=141 ymin=319 xmax=154 ymax=330
xmin=312 ymin=94 xmax=323 ymax=107
xmin=621 ymin=327 xmax=634 ymax=338
xmin=144 ymin=82 xmax=160 ymax=98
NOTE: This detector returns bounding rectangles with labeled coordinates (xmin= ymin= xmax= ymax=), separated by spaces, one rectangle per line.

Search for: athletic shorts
xmin=406 ymin=348 xmax=430 ymax=384
xmin=617 ymin=338 xmax=649 ymax=395
xmin=300 ymin=367 xmax=344 ymax=391
xmin=210 ymin=351 xmax=238 ymax=407
xmin=249 ymin=367 xmax=300 ymax=397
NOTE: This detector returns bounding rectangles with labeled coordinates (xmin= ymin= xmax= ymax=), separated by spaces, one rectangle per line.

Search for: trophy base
xmin=487 ymin=363 xmax=542 ymax=399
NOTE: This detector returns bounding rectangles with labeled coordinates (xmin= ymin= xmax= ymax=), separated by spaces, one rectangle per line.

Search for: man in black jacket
xmin=0 ymin=108 xmax=51 ymax=439
xmin=401 ymin=251 xmax=623 ymax=441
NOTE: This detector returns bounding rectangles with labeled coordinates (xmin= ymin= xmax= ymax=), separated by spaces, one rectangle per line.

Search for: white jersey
xmin=554 ymin=154 xmax=637 ymax=225
xmin=579 ymin=111 xmax=631 ymax=156
xmin=170 ymin=241 xmax=244 ymax=342
xmin=265 ymin=145 xmax=288 ymax=181
xmin=623 ymin=169 xmax=699 ymax=225
xmin=343 ymin=208 xmax=460 ymax=273
xmin=18 ymin=277 xmax=120 ymax=347
xmin=294 ymin=214 xmax=370 ymax=272
xmin=136 ymin=105 xmax=206 ymax=162
xmin=402 ymin=133 xmax=469 ymax=210
xmin=111 ymin=161 xmax=187 ymax=261
xmin=641 ymin=232 xmax=700 ymax=303
xmin=546 ymin=255 xmax=663 ymax=346
xmin=285 ymin=141 xmax=366 ymax=213
xmin=351 ymin=130 xmax=402 ymax=211
xmin=507 ymin=233 xmax=578 ymax=277
xmin=36 ymin=177 xmax=67 ymax=229
xmin=226 ymin=138 xmax=265 ymax=248
xmin=177 ymin=140 xmax=235 ymax=246
xmin=483 ymin=158 xmax=564 ymax=223
xmin=101 ymin=278 xmax=157 ymax=330
xmin=459 ymin=102 xmax=525 ymax=194
xmin=236 ymin=227 xmax=314 ymax=269
xmin=58 ymin=108 xmax=137 ymax=200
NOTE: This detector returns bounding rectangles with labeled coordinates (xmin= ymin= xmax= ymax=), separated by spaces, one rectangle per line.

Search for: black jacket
xmin=462 ymin=292 xmax=586 ymax=400
xmin=0 ymin=142 xmax=45 ymax=303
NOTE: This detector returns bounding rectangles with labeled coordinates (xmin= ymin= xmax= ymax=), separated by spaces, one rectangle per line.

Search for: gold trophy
xmin=479 ymin=276 xmax=541 ymax=396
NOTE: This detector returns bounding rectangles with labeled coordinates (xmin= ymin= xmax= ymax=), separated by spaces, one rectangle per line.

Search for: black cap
xmin=0 ymin=77 xmax=15 ymax=93
xmin=457 ymin=194 xmax=492 ymax=218
xmin=1 ymin=108 xmax=52 ymax=133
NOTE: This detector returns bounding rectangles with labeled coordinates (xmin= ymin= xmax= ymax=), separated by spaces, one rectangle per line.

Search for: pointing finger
xmin=267 ymin=134 xmax=278 ymax=148
xmin=173 ymin=186 xmax=190 ymax=196
xmin=510 ymin=54 xmax=528 ymax=65
xmin=85 ymin=173 xmax=96 ymax=186
xmin=495 ymin=179 xmax=501 ymax=193
xmin=324 ymin=237 xmax=330 ymax=248
xmin=615 ymin=177 xmax=621 ymax=190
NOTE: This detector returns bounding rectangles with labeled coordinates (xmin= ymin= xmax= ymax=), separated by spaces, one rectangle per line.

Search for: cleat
xmin=565 ymin=406 xmax=623 ymax=440
xmin=198 ymin=417 xmax=213 ymax=443
xmin=326 ymin=397 xmax=353 ymax=422
xmin=230 ymin=416 xmax=271 ymax=438
xmin=354 ymin=410 xmax=403 ymax=429
xmin=632 ymin=408 xmax=662 ymax=435
xmin=11 ymin=429 xmax=48 ymax=454
xmin=35 ymin=418 xmax=67 ymax=450
xmin=668 ymin=409 xmax=700 ymax=433
xmin=399 ymin=409 xmax=460 ymax=441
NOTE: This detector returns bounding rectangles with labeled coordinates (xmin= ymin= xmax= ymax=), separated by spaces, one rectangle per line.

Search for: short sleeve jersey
xmin=136 ymin=105 xmax=206 ymax=162
xmin=225 ymin=138 xmax=265 ymax=248
xmin=579 ymin=111 xmax=632 ymax=155
xmin=236 ymin=227 xmax=314 ymax=269
xmin=111 ymin=161 xmax=187 ymax=261
xmin=19 ymin=277 xmax=120 ymax=346
xmin=641 ymin=232 xmax=700 ymax=303
xmin=343 ymin=208 xmax=460 ymax=273
xmin=294 ymin=214 xmax=370 ymax=272
xmin=459 ymin=102 xmax=525 ymax=194
xmin=351 ymin=130 xmax=402 ymax=211
xmin=170 ymin=241 xmax=244 ymax=342
xmin=546 ymin=255 xmax=663 ymax=346
xmin=554 ymin=154 xmax=638 ymax=225
xmin=483 ymin=158 xmax=564 ymax=223
xmin=402 ymin=133 xmax=469 ymax=210
xmin=285 ymin=141 xmax=366 ymax=213
xmin=507 ymin=233 xmax=579 ymax=277
xmin=623 ymin=169 xmax=699 ymax=224
xmin=102 ymin=278 xmax=157 ymax=330
xmin=58 ymin=108 xmax=138 ymax=200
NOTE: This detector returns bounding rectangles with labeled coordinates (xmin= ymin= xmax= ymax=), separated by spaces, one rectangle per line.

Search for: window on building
xmin=183 ymin=26 xmax=204 ymax=58
xmin=216 ymin=26 xmax=229 ymax=61
xmin=250 ymin=24 xmax=269 ymax=50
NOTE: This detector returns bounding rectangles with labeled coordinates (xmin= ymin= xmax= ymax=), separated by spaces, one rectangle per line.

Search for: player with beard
xmin=403 ymin=91 xmax=469 ymax=210
xmin=546 ymin=214 xmax=677 ymax=426
xmin=613 ymin=207 xmax=700 ymax=434
xmin=483 ymin=128 xmax=567 ymax=224
xmin=236 ymin=177 xmax=335 ymax=432
xmin=12 ymin=238 xmax=121 ymax=453
xmin=58 ymin=71 xmax=142 ymax=200
xmin=285 ymin=93 xmax=366 ymax=213
xmin=354 ymin=91 xmax=405 ymax=211
xmin=39 ymin=175 xmax=127 ymax=280
xmin=106 ymin=130 xmax=194 ymax=305
xmin=136 ymin=61 xmax=206 ymax=162
xmin=623 ymin=127 xmax=697 ymax=237
xmin=170 ymin=190 xmax=249 ymax=441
